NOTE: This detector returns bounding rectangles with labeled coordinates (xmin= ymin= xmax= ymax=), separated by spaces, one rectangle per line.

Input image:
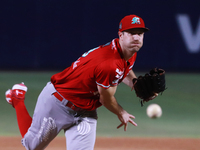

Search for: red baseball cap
xmin=119 ymin=15 xmax=149 ymax=32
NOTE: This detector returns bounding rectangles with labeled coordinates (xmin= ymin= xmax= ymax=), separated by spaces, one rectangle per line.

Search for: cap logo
xmin=119 ymin=22 xmax=122 ymax=29
xmin=132 ymin=17 xmax=141 ymax=24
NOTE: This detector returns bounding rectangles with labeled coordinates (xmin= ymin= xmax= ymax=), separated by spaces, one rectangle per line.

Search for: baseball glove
xmin=133 ymin=68 xmax=166 ymax=106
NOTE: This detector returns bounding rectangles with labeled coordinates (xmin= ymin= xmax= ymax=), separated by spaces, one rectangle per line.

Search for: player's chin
xmin=129 ymin=46 xmax=141 ymax=52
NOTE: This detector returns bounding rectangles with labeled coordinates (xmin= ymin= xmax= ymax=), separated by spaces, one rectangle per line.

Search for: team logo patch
xmin=132 ymin=17 xmax=141 ymax=24
xmin=77 ymin=119 xmax=91 ymax=135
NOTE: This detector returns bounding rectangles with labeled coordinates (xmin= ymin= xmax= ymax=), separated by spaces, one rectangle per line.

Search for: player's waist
xmin=55 ymin=92 xmax=101 ymax=110
xmin=53 ymin=91 xmax=98 ymax=119
xmin=53 ymin=92 xmax=84 ymax=112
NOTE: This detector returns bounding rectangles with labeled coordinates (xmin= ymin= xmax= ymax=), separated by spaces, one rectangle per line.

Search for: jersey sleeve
xmin=94 ymin=61 xmax=117 ymax=89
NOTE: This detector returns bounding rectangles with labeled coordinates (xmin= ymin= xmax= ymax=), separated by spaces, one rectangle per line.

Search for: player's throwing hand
xmin=117 ymin=110 xmax=137 ymax=131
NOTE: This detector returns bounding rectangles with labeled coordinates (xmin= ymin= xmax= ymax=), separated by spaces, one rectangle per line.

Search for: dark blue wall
xmin=1 ymin=0 xmax=200 ymax=71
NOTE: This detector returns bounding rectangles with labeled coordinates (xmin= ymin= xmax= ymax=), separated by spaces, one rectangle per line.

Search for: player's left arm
xmin=122 ymin=70 xmax=137 ymax=88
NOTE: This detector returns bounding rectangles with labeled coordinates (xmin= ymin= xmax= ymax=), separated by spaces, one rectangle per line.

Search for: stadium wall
xmin=1 ymin=0 xmax=200 ymax=71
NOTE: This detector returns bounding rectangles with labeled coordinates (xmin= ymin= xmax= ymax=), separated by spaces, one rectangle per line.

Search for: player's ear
xmin=118 ymin=31 xmax=123 ymax=38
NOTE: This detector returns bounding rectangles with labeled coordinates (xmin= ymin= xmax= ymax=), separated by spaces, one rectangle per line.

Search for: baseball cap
xmin=119 ymin=15 xmax=149 ymax=32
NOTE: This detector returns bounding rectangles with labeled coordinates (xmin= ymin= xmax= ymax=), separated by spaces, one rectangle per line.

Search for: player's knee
xmin=22 ymin=117 xmax=57 ymax=150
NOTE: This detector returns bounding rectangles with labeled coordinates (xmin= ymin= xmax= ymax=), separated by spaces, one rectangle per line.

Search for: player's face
xmin=119 ymin=28 xmax=144 ymax=52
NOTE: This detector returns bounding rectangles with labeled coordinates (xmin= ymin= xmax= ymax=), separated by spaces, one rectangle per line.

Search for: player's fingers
xmin=129 ymin=114 xmax=135 ymax=119
xmin=129 ymin=119 xmax=137 ymax=127
xmin=131 ymin=86 xmax=134 ymax=91
xmin=117 ymin=120 xmax=137 ymax=130
xmin=149 ymin=93 xmax=159 ymax=100
xmin=117 ymin=123 xmax=123 ymax=129
xmin=117 ymin=123 xmax=128 ymax=131
xmin=124 ymin=123 xmax=127 ymax=131
xmin=129 ymin=115 xmax=137 ymax=126
xmin=131 ymin=78 xmax=137 ymax=91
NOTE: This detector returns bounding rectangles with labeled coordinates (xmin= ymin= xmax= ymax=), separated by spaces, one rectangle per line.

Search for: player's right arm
xmin=97 ymin=85 xmax=137 ymax=131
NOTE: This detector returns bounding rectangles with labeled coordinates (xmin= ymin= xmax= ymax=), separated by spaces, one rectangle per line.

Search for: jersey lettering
xmin=73 ymin=47 xmax=99 ymax=69
xmin=112 ymin=68 xmax=124 ymax=85
xmin=73 ymin=58 xmax=80 ymax=69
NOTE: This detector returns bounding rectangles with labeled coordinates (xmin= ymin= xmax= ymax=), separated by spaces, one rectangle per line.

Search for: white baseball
xmin=146 ymin=104 xmax=162 ymax=118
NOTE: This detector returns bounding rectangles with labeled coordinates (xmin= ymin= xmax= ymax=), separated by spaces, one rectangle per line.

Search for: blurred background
xmin=1 ymin=0 xmax=200 ymax=71
xmin=0 ymin=0 xmax=200 ymax=139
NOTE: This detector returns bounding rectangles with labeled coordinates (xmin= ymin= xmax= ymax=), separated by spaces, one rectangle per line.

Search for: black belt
xmin=53 ymin=92 xmax=83 ymax=112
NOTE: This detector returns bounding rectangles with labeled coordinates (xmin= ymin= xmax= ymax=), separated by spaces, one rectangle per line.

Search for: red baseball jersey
xmin=51 ymin=38 xmax=137 ymax=110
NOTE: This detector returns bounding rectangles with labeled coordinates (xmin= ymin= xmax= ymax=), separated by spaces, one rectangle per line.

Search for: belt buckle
xmin=70 ymin=104 xmax=76 ymax=110
xmin=67 ymin=101 xmax=77 ymax=111
xmin=68 ymin=102 xmax=82 ymax=112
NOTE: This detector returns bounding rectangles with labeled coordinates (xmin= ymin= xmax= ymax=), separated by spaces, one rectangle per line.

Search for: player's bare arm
xmin=122 ymin=70 xmax=137 ymax=88
xmin=97 ymin=85 xmax=137 ymax=131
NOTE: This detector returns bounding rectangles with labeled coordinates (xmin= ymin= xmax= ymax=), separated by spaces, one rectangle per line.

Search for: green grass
xmin=0 ymin=71 xmax=54 ymax=136
xmin=0 ymin=71 xmax=200 ymax=138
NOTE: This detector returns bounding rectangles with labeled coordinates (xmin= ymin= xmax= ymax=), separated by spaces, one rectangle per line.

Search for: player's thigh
xmin=22 ymin=83 xmax=74 ymax=150
xmin=65 ymin=117 xmax=97 ymax=150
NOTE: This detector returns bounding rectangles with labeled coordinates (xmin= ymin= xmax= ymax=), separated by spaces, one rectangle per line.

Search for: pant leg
xmin=65 ymin=117 xmax=97 ymax=150
xmin=22 ymin=82 xmax=76 ymax=150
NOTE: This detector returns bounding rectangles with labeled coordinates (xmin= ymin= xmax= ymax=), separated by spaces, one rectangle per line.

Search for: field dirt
xmin=1 ymin=136 xmax=200 ymax=150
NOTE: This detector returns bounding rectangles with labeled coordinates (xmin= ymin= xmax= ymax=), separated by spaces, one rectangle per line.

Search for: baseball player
xmin=5 ymin=14 xmax=149 ymax=150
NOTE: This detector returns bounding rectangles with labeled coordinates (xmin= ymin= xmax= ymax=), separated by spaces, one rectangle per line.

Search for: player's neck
xmin=122 ymin=49 xmax=136 ymax=61
xmin=119 ymin=39 xmax=136 ymax=61
xmin=118 ymin=43 xmax=133 ymax=61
